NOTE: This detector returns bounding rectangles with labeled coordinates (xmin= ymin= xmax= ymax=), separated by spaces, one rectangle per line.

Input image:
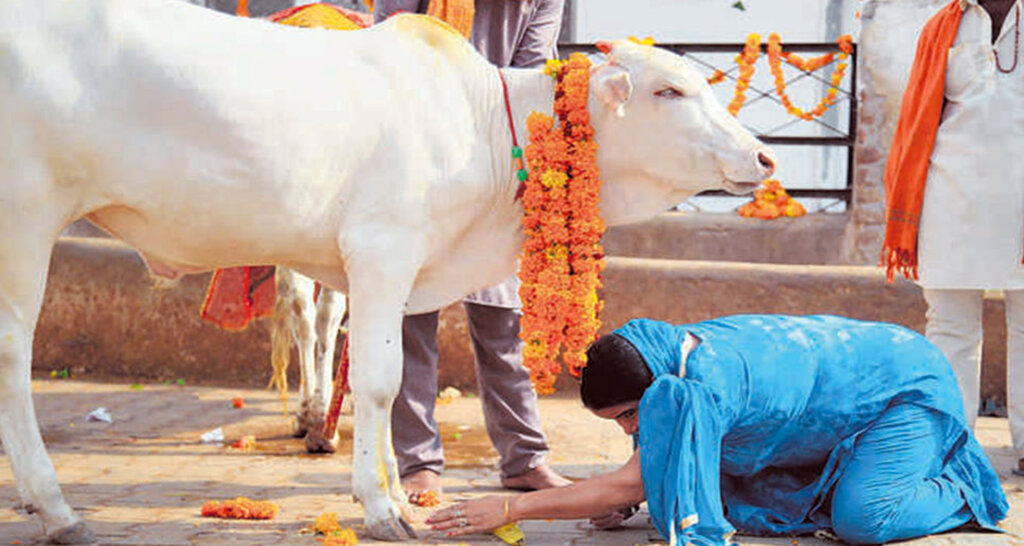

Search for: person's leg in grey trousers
xmin=391 ymin=311 xmax=444 ymax=479
xmin=464 ymin=301 xmax=549 ymax=478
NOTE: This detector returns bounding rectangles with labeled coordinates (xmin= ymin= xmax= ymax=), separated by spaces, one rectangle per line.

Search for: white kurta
xmin=918 ymin=0 xmax=1024 ymax=289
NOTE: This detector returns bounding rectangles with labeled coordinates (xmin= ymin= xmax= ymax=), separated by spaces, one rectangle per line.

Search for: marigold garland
xmin=767 ymin=33 xmax=850 ymax=121
xmin=726 ymin=33 xmax=761 ymax=116
xmin=519 ymin=52 xmax=605 ymax=394
xmin=200 ymin=497 xmax=278 ymax=519
xmin=715 ymin=33 xmax=853 ymax=121
xmin=737 ymin=179 xmax=806 ymax=219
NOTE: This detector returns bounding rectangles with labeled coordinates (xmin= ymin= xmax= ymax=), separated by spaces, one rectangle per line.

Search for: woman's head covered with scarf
xmin=581 ymin=319 xmax=687 ymax=411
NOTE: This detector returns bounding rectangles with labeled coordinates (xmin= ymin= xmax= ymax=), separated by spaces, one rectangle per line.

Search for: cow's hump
xmin=381 ymin=13 xmax=477 ymax=63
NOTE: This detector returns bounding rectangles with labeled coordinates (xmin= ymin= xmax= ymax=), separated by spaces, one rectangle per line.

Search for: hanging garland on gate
xmin=519 ymin=53 xmax=605 ymax=395
xmin=767 ymin=33 xmax=852 ymax=120
xmin=714 ymin=33 xmax=853 ymax=120
xmin=727 ymin=33 xmax=762 ymax=116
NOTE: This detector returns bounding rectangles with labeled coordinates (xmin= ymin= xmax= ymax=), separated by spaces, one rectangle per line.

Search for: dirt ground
xmin=2 ymin=379 xmax=1024 ymax=545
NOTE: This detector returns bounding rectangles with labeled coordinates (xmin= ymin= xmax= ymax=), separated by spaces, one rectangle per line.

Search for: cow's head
xmin=588 ymin=40 xmax=776 ymax=225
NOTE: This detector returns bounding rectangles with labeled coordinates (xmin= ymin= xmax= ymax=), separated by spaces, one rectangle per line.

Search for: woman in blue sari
xmin=428 ymin=315 xmax=1008 ymax=544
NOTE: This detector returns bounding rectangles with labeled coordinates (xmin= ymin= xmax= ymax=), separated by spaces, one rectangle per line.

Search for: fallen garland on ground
xmin=308 ymin=512 xmax=359 ymax=545
xmin=200 ymin=497 xmax=278 ymax=519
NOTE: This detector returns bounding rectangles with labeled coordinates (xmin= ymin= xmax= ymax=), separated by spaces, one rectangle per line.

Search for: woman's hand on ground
xmin=427 ymin=495 xmax=510 ymax=537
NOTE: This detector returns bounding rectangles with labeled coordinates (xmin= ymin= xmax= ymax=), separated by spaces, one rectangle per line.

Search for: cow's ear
xmin=591 ymin=63 xmax=633 ymax=118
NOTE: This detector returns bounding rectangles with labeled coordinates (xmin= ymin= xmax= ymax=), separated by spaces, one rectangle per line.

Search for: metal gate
xmin=560 ymin=41 xmax=857 ymax=213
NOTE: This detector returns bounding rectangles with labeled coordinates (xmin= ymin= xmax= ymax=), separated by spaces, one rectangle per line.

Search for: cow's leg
xmin=275 ymin=268 xmax=319 ymax=437
xmin=346 ymin=257 xmax=418 ymax=540
xmin=0 ymin=228 xmax=94 ymax=544
xmin=303 ymin=287 xmax=346 ymax=453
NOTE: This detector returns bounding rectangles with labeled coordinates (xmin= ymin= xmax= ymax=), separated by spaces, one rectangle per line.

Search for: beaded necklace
xmin=994 ymin=4 xmax=1020 ymax=73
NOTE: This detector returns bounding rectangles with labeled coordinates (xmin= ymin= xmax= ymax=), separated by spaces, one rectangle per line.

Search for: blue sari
xmin=615 ymin=315 xmax=1008 ymax=545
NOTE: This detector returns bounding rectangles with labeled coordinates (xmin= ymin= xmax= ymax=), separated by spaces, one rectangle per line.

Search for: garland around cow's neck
xmin=517 ymin=52 xmax=606 ymax=394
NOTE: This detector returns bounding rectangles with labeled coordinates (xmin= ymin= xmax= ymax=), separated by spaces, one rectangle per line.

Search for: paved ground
xmin=2 ymin=380 xmax=1024 ymax=545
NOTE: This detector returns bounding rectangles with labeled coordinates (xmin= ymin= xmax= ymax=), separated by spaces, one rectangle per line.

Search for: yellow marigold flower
xmin=545 ymin=244 xmax=569 ymax=261
xmin=314 ymin=512 xmax=343 ymax=535
xmin=543 ymin=58 xmax=565 ymax=77
xmin=627 ymin=35 xmax=655 ymax=46
xmin=541 ymin=170 xmax=568 ymax=189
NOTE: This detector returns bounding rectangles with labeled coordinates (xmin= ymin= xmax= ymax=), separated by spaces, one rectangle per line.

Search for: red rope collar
xmin=498 ymin=69 xmax=528 ymax=201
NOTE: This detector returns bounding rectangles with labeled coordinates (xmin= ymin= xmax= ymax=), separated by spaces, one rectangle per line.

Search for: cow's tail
xmin=267 ymin=298 xmax=292 ymax=415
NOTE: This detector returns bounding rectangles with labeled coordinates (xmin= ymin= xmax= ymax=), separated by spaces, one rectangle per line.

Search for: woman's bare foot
xmin=402 ymin=469 xmax=443 ymax=505
xmin=500 ymin=464 xmax=572 ymax=491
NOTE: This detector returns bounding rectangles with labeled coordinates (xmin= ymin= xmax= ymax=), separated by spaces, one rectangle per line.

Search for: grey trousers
xmin=391 ymin=302 xmax=550 ymax=478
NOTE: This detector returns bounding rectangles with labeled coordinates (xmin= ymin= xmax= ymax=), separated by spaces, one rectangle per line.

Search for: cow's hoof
xmin=304 ymin=428 xmax=338 ymax=454
xmin=48 ymin=522 xmax=96 ymax=544
xmin=292 ymin=414 xmax=311 ymax=438
xmin=366 ymin=509 xmax=417 ymax=541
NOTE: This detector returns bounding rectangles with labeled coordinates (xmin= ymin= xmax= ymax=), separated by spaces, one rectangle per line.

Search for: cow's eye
xmin=654 ymin=87 xmax=684 ymax=99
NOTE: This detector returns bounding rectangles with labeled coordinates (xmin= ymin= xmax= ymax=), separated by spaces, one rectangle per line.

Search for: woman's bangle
xmin=504 ymin=497 xmax=512 ymax=524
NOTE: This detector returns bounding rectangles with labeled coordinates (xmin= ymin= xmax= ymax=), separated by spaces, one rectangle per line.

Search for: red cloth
xmin=882 ymin=0 xmax=963 ymax=282
xmin=200 ymin=266 xmax=276 ymax=331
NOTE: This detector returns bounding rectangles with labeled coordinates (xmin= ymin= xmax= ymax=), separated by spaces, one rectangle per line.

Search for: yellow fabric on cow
xmin=269 ymin=2 xmax=372 ymax=30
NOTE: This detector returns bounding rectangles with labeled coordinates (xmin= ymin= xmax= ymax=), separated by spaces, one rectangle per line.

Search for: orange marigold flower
xmin=201 ymin=497 xmax=278 ymax=519
xmin=412 ymin=490 xmax=440 ymax=507
xmin=322 ymin=529 xmax=359 ymax=546
xmin=230 ymin=434 xmax=256 ymax=451
xmin=707 ymin=69 xmax=727 ymax=85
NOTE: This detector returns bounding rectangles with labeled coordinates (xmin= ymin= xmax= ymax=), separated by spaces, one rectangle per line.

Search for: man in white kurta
xmin=915 ymin=0 xmax=1024 ymax=472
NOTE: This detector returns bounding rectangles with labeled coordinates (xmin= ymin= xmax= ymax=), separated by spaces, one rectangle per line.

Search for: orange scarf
xmin=882 ymin=0 xmax=963 ymax=282
xmin=426 ymin=0 xmax=475 ymax=39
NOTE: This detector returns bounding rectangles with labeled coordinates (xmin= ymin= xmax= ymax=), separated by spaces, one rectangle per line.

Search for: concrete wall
xmin=33 ymin=238 xmax=1011 ymax=411
xmin=604 ymin=212 xmax=849 ymax=265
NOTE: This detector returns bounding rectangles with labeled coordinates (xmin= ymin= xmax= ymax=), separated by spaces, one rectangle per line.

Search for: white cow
xmin=0 ymin=0 xmax=775 ymax=542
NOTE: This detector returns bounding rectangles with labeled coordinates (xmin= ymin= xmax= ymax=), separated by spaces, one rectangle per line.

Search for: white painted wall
xmin=573 ymin=0 xmax=861 ymax=44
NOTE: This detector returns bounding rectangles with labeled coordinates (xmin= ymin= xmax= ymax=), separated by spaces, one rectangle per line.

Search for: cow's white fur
xmin=0 ymin=0 xmax=774 ymax=542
